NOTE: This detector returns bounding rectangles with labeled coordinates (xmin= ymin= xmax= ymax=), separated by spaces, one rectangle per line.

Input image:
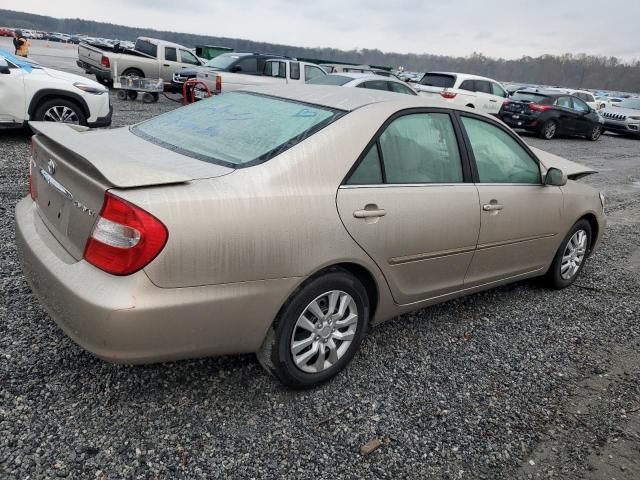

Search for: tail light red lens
xmin=84 ymin=192 xmax=168 ymax=276
xmin=28 ymin=141 xmax=36 ymax=201
xmin=100 ymin=55 xmax=110 ymax=68
xmin=502 ymin=100 xmax=510 ymax=108
xmin=440 ymin=91 xmax=457 ymax=99
xmin=528 ymin=103 xmax=552 ymax=113
xmin=215 ymin=74 xmax=222 ymax=94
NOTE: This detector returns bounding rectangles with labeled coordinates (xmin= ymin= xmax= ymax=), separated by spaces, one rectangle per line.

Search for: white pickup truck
xmin=414 ymin=72 xmax=510 ymax=115
xmin=196 ymin=58 xmax=327 ymax=94
xmin=77 ymin=37 xmax=204 ymax=86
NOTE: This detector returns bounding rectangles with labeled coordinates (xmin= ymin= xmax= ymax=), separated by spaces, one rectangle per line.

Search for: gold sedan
xmin=16 ymin=85 xmax=605 ymax=387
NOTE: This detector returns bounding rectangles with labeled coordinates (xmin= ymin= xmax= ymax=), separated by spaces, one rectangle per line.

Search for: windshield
xmin=512 ymin=92 xmax=550 ymax=103
xmin=204 ymin=53 xmax=246 ymax=70
xmin=307 ymin=75 xmax=353 ymax=86
xmin=419 ymin=74 xmax=455 ymax=88
xmin=615 ymin=99 xmax=640 ymax=110
xmin=131 ymin=92 xmax=343 ymax=167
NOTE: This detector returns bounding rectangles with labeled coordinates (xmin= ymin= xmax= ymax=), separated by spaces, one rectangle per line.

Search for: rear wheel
xmin=257 ymin=270 xmax=370 ymax=388
xmin=539 ymin=120 xmax=558 ymax=140
xmin=544 ymin=219 xmax=592 ymax=289
xmin=587 ymin=124 xmax=603 ymax=141
xmin=121 ymin=68 xmax=144 ymax=78
xmin=33 ymin=98 xmax=86 ymax=125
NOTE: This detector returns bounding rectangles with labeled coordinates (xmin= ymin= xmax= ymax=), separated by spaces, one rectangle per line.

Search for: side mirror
xmin=0 ymin=58 xmax=10 ymax=74
xmin=544 ymin=167 xmax=567 ymax=187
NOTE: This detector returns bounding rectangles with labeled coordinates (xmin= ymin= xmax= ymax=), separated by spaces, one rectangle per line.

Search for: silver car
xmin=601 ymin=98 xmax=640 ymax=138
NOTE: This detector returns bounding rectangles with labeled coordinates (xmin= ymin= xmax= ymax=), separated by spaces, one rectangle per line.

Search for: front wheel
xmin=587 ymin=124 xmax=603 ymax=141
xmin=257 ymin=270 xmax=370 ymax=388
xmin=33 ymin=98 xmax=86 ymax=125
xmin=544 ymin=219 xmax=592 ymax=289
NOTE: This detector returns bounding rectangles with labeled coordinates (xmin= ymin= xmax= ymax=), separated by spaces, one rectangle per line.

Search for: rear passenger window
xmin=164 ymin=47 xmax=177 ymax=62
xmin=380 ymin=113 xmax=463 ymax=184
xmin=475 ymin=81 xmax=492 ymax=94
xmin=461 ymin=116 xmax=540 ymax=184
xmin=290 ymin=62 xmax=300 ymax=80
xmin=556 ymin=96 xmax=572 ymax=108
xmin=388 ymin=82 xmax=416 ymax=95
xmin=347 ymin=145 xmax=383 ymax=185
xmin=460 ymin=80 xmax=475 ymax=92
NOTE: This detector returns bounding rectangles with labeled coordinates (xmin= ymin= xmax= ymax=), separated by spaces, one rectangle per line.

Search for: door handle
xmin=354 ymin=208 xmax=387 ymax=219
xmin=490 ymin=99 xmax=498 ymax=103
xmin=163 ymin=63 xmax=170 ymax=67
xmin=483 ymin=203 xmax=504 ymax=211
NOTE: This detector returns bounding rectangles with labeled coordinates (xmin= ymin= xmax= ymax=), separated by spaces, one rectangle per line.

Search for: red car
xmin=0 ymin=27 xmax=15 ymax=37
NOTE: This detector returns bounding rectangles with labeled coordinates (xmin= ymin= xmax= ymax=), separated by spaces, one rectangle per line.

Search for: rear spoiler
xmin=29 ymin=122 xmax=191 ymax=188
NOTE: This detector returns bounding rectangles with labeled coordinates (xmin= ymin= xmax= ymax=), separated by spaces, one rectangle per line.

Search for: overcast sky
xmin=14 ymin=0 xmax=640 ymax=61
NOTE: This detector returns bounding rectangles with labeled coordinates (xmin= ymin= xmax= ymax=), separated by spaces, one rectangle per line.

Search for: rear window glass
xmin=419 ymin=74 xmax=456 ymax=88
xmin=512 ymin=92 xmax=550 ymax=103
xmin=135 ymin=39 xmax=158 ymax=57
xmin=307 ymin=75 xmax=353 ymax=86
xmin=131 ymin=92 xmax=343 ymax=168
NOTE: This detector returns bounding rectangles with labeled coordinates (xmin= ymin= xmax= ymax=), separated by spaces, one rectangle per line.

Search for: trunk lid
xmin=29 ymin=122 xmax=233 ymax=260
xmin=78 ymin=42 xmax=106 ymax=70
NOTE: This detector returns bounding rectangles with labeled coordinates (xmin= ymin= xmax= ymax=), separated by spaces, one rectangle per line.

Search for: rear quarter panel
xmin=118 ymin=103 xmax=400 ymax=291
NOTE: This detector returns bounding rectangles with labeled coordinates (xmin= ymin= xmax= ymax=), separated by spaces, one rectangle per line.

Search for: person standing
xmin=13 ymin=30 xmax=30 ymax=57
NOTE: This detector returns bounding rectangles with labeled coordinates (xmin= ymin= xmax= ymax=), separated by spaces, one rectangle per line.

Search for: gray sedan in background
xmin=307 ymin=72 xmax=418 ymax=96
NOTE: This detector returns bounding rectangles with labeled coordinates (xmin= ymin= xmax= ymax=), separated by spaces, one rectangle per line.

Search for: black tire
xmin=116 ymin=89 xmax=127 ymax=101
xmin=142 ymin=92 xmax=155 ymax=103
xmin=121 ymin=68 xmax=144 ymax=78
xmin=539 ymin=120 xmax=558 ymax=140
xmin=257 ymin=270 xmax=370 ymax=388
xmin=587 ymin=124 xmax=603 ymax=141
xmin=544 ymin=219 xmax=592 ymax=289
xmin=32 ymin=98 xmax=87 ymax=126
xmin=126 ymin=90 xmax=138 ymax=101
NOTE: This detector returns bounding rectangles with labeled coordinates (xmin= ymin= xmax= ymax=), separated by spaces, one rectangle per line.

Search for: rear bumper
xmin=15 ymin=197 xmax=298 ymax=364
xmin=76 ymin=60 xmax=111 ymax=80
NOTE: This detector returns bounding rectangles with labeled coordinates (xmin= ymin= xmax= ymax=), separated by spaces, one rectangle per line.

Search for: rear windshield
xmin=131 ymin=92 xmax=343 ymax=168
xmin=512 ymin=92 xmax=550 ymax=103
xmin=419 ymin=74 xmax=456 ymax=88
xmin=307 ymin=75 xmax=353 ymax=86
xmin=134 ymin=39 xmax=158 ymax=58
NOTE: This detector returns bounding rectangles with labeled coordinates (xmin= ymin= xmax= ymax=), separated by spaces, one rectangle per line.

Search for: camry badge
xmin=47 ymin=159 xmax=56 ymax=175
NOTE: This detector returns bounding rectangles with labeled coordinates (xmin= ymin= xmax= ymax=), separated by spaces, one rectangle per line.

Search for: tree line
xmin=1 ymin=8 xmax=638 ymax=92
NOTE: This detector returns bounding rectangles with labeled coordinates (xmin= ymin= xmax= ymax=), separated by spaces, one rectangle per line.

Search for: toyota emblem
xmin=47 ymin=159 xmax=56 ymax=175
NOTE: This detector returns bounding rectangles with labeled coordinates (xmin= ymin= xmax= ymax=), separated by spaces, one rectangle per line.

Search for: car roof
xmin=427 ymin=72 xmax=496 ymax=82
xmin=242 ymin=84 xmax=477 ymax=113
xmin=327 ymin=72 xmax=398 ymax=80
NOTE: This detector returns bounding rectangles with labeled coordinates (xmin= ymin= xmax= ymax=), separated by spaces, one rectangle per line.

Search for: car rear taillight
xmin=528 ymin=103 xmax=552 ymax=113
xmin=502 ymin=100 xmax=510 ymax=108
xmin=100 ymin=55 xmax=110 ymax=68
xmin=440 ymin=91 xmax=457 ymax=99
xmin=28 ymin=141 xmax=36 ymax=201
xmin=215 ymin=74 xmax=222 ymax=94
xmin=84 ymin=192 xmax=168 ymax=276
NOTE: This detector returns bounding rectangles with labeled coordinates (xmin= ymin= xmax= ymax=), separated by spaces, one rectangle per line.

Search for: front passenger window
xmin=461 ymin=116 xmax=540 ymax=184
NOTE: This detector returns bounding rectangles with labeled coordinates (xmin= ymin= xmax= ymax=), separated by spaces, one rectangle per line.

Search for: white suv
xmin=414 ymin=72 xmax=510 ymax=115
xmin=0 ymin=49 xmax=112 ymax=127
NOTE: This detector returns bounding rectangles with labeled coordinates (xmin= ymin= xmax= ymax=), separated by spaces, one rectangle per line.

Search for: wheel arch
xmin=579 ymin=213 xmax=599 ymax=251
xmin=27 ymin=89 xmax=90 ymax=119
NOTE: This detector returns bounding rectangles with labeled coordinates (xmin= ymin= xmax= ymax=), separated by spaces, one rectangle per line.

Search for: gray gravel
xmin=1 ymin=66 xmax=640 ymax=479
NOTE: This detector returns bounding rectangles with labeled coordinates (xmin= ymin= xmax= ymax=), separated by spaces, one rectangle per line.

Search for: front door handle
xmin=483 ymin=203 xmax=504 ymax=211
xmin=163 ymin=63 xmax=170 ymax=67
xmin=354 ymin=208 xmax=387 ymax=219
xmin=490 ymin=99 xmax=498 ymax=103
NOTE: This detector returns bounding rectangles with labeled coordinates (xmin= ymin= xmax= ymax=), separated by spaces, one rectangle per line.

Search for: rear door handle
xmin=483 ymin=203 xmax=504 ymax=211
xmin=163 ymin=64 xmax=170 ymax=67
xmin=490 ymin=99 xmax=498 ymax=103
xmin=354 ymin=208 xmax=387 ymax=219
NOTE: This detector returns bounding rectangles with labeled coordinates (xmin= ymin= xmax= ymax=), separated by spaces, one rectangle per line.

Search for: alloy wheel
xmin=290 ymin=290 xmax=358 ymax=374
xmin=43 ymin=106 xmax=79 ymax=124
xmin=560 ymin=229 xmax=588 ymax=280
xmin=591 ymin=126 xmax=602 ymax=141
xmin=544 ymin=122 xmax=557 ymax=139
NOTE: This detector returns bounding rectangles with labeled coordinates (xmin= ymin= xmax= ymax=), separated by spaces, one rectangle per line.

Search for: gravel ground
xmin=1 ymin=56 xmax=639 ymax=479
